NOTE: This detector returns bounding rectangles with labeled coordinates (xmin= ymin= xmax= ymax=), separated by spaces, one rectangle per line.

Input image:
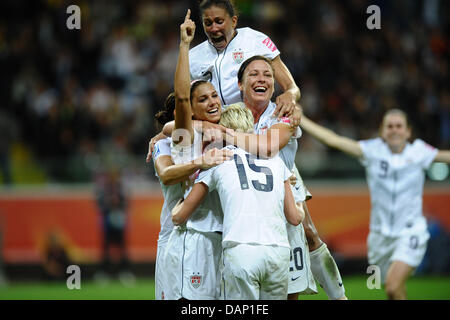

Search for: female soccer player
xmin=149 ymin=1 xmax=346 ymax=299
xmin=192 ymin=0 xmax=347 ymax=300
xmin=300 ymin=109 xmax=450 ymax=299
xmin=152 ymin=93 xmax=232 ymax=299
xmin=160 ymin=9 xmax=237 ymax=300
xmin=172 ymin=104 xmax=305 ymax=300
xmin=191 ymin=0 xmax=300 ymax=118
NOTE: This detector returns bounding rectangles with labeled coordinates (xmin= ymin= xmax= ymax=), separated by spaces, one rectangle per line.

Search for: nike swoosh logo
xmin=295 ymin=185 xmax=300 ymax=190
xmin=291 ymin=275 xmax=301 ymax=281
xmin=339 ymin=282 xmax=343 ymax=287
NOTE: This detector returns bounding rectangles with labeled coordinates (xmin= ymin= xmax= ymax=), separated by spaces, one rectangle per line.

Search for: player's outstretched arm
xmin=300 ymin=115 xmax=363 ymax=158
xmin=434 ymin=150 xmax=450 ymax=163
xmin=173 ymin=9 xmax=196 ymax=145
xmin=283 ymin=180 xmax=304 ymax=226
xmin=172 ymin=182 xmax=209 ymax=225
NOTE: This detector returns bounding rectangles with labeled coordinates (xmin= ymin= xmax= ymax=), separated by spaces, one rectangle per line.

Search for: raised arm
xmin=434 ymin=150 xmax=450 ymax=163
xmin=172 ymin=182 xmax=209 ymax=225
xmin=300 ymin=115 xmax=363 ymax=158
xmin=271 ymin=55 xmax=301 ymax=120
xmin=173 ymin=9 xmax=196 ymax=144
xmin=283 ymin=180 xmax=304 ymax=226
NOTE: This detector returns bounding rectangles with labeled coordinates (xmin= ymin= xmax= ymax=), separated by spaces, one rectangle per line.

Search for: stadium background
xmin=0 ymin=0 xmax=449 ymax=299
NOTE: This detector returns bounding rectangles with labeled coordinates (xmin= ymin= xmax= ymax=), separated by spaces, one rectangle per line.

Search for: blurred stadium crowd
xmin=0 ymin=0 xmax=449 ymax=183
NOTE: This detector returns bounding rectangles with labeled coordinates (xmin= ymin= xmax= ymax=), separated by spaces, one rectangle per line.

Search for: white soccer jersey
xmin=358 ymin=138 xmax=438 ymax=237
xmin=189 ymin=27 xmax=281 ymax=105
xmin=251 ymin=101 xmax=309 ymax=202
xmin=153 ymin=138 xmax=182 ymax=246
xmin=171 ymin=128 xmax=204 ymax=165
xmin=171 ymin=129 xmax=224 ymax=233
xmin=197 ymin=146 xmax=292 ymax=249
xmin=253 ymin=101 xmax=302 ymax=172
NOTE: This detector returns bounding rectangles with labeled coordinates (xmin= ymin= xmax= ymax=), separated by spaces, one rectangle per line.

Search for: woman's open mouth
xmin=210 ymin=35 xmax=226 ymax=47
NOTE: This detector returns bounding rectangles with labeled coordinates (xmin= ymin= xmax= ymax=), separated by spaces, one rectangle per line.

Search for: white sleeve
xmin=358 ymin=138 xmax=380 ymax=167
xmin=249 ymin=28 xmax=281 ymax=60
xmin=280 ymin=158 xmax=303 ymax=203
xmin=281 ymin=159 xmax=293 ymax=182
xmin=414 ymin=139 xmax=438 ymax=169
xmin=189 ymin=48 xmax=202 ymax=81
xmin=196 ymin=168 xmax=217 ymax=192
xmin=171 ymin=129 xmax=203 ymax=164
xmin=153 ymin=139 xmax=171 ymax=161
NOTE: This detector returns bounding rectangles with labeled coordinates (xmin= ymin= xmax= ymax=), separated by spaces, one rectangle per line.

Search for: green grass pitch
xmin=1 ymin=275 xmax=449 ymax=300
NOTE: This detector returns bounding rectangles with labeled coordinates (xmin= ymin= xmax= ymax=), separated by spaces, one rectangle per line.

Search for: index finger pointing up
xmin=185 ymin=9 xmax=191 ymax=22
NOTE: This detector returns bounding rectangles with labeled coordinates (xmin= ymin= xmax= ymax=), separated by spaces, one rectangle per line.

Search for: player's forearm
xmin=174 ymin=43 xmax=193 ymax=132
xmin=284 ymin=85 xmax=301 ymax=103
xmin=172 ymin=184 xmax=206 ymax=225
xmin=231 ymin=132 xmax=273 ymax=158
xmin=272 ymin=56 xmax=301 ymax=101
xmin=172 ymin=199 xmax=189 ymax=225
xmin=159 ymin=161 xmax=200 ymax=186
xmin=283 ymin=183 xmax=304 ymax=226
xmin=300 ymin=116 xmax=362 ymax=158
xmin=300 ymin=116 xmax=336 ymax=146
xmin=175 ymin=43 xmax=191 ymax=100
xmin=232 ymin=127 xmax=290 ymax=158
xmin=434 ymin=150 xmax=450 ymax=163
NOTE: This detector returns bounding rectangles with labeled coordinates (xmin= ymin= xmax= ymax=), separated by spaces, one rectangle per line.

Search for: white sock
xmin=309 ymin=243 xmax=346 ymax=300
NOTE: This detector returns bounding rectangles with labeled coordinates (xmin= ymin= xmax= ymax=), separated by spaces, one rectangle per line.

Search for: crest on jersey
xmin=232 ymin=48 xmax=244 ymax=63
xmin=190 ymin=273 xmax=203 ymax=289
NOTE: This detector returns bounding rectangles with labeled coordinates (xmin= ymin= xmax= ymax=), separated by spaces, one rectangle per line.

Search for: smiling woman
xmin=299 ymin=109 xmax=450 ymax=300
xmin=237 ymin=56 xmax=275 ymax=121
xmin=172 ymin=9 xmax=224 ymax=146
xmin=160 ymin=9 xmax=232 ymax=300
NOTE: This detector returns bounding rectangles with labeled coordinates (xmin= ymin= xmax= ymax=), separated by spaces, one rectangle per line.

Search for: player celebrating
xmin=193 ymin=0 xmax=346 ymax=300
xmin=172 ymin=104 xmax=305 ymax=299
xmin=147 ymin=0 xmax=347 ymax=300
xmin=300 ymin=109 xmax=450 ymax=299
xmin=224 ymin=55 xmax=347 ymax=299
xmin=152 ymin=92 xmax=233 ymax=300
xmin=161 ymin=9 xmax=235 ymax=300
xmin=191 ymin=0 xmax=300 ymax=117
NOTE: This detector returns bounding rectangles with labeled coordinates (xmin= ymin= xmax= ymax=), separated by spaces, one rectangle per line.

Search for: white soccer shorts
xmin=155 ymin=242 xmax=168 ymax=300
xmin=221 ymin=243 xmax=290 ymax=300
xmin=367 ymin=222 xmax=430 ymax=283
xmin=286 ymin=223 xmax=318 ymax=295
xmin=163 ymin=226 xmax=222 ymax=300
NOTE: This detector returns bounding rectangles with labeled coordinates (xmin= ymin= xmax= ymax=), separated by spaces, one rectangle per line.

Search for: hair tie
xmin=190 ymin=79 xmax=202 ymax=86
